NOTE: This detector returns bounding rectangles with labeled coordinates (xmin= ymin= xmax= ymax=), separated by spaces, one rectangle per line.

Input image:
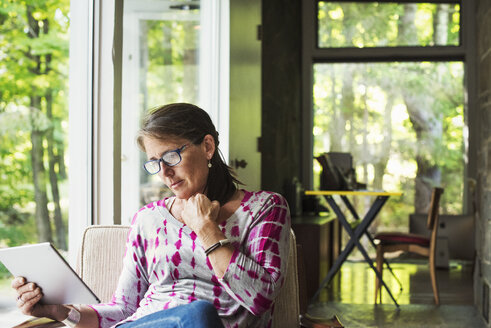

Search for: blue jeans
xmin=118 ymin=300 xmax=225 ymax=328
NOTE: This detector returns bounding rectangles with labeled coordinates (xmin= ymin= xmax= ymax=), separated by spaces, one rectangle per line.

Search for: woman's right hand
xmin=11 ymin=276 xmax=61 ymax=318
xmin=12 ymin=277 xmax=99 ymax=327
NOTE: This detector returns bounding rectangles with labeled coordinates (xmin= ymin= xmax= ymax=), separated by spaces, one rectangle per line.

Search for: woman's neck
xmin=216 ymin=189 xmax=244 ymax=223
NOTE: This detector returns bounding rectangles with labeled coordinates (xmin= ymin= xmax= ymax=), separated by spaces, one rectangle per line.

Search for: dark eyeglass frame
xmin=143 ymin=144 xmax=188 ymax=175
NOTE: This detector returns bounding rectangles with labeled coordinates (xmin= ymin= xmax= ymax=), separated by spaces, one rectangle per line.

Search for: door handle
xmin=231 ymin=158 xmax=247 ymax=169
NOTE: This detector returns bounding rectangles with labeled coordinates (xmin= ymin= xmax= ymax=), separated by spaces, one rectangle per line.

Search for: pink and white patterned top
xmin=90 ymin=190 xmax=291 ymax=328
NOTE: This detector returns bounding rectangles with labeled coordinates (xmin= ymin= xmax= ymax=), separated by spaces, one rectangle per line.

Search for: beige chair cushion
xmin=77 ymin=225 xmax=299 ymax=327
xmin=77 ymin=225 xmax=130 ymax=303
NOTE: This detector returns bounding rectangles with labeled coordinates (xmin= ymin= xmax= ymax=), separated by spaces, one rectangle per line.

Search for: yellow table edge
xmin=305 ymin=190 xmax=403 ymax=197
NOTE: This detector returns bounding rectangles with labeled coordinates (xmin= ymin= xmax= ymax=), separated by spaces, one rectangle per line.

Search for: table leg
xmin=310 ymin=196 xmax=357 ymax=301
xmin=311 ymin=196 xmax=400 ymax=308
xmin=341 ymin=195 xmax=403 ymax=290
xmin=350 ymin=204 xmax=400 ymax=308
xmin=344 ymin=196 xmax=400 ymax=307
xmin=340 ymin=195 xmax=360 ymax=220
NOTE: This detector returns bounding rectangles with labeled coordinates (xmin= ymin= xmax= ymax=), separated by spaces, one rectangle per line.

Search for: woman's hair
xmin=137 ymin=103 xmax=242 ymax=204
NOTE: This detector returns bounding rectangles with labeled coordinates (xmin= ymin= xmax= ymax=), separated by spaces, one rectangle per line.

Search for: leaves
xmin=314 ymin=3 xmax=465 ymax=219
xmin=0 ymin=0 xmax=69 ymax=244
xmin=318 ymin=2 xmax=460 ymax=48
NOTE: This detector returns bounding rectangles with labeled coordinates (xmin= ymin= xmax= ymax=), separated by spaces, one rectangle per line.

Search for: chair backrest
xmin=77 ymin=225 xmax=300 ymax=328
xmin=426 ymin=187 xmax=444 ymax=256
xmin=272 ymin=229 xmax=300 ymax=328
xmin=77 ymin=225 xmax=130 ymax=302
xmin=426 ymin=187 xmax=444 ymax=231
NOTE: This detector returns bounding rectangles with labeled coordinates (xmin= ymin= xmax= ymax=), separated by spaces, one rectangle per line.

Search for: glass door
xmin=121 ymin=0 xmax=228 ymax=224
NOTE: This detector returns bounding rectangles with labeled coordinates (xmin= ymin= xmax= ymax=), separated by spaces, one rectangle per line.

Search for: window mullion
xmin=312 ymin=46 xmax=466 ymax=62
xmin=68 ymin=0 xmax=95 ymax=264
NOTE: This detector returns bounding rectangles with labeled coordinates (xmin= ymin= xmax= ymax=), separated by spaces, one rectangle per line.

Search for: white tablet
xmin=0 ymin=242 xmax=100 ymax=305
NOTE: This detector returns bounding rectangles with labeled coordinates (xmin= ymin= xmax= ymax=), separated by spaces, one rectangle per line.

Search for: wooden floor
xmin=307 ymin=258 xmax=487 ymax=327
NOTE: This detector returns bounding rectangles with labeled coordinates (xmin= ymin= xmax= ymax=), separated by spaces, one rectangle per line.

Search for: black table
xmin=305 ymin=190 xmax=403 ymax=308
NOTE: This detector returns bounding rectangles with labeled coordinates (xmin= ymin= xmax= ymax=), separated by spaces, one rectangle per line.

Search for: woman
xmin=12 ymin=103 xmax=291 ymax=328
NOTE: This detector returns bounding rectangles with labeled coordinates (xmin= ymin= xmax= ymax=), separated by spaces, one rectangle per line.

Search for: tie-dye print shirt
xmin=90 ymin=190 xmax=291 ymax=328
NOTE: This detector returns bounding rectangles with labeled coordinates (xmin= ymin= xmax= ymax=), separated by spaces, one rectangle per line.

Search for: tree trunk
xmin=373 ymin=97 xmax=393 ymax=190
xmin=329 ymin=65 xmax=353 ymax=152
xmin=182 ymin=20 xmax=197 ymax=101
xmin=399 ymin=4 xmax=443 ymax=213
xmin=56 ymin=145 xmax=67 ymax=179
xmin=26 ymin=6 xmax=53 ymax=243
xmin=30 ymin=98 xmax=53 ymax=243
xmin=404 ymin=93 xmax=442 ymax=213
xmin=398 ymin=4 xmax=418 ymax=45
xmin=161 ymin=21 xmax=174 ymax=99
xmin=434 ymin=4 xmax=449 ymax=46
xmin=46 ymin=91 xmax=67 ymax=249
xmin=139 ymin=20 xmax=149 ymax=114
xmin=41 ymin=17 xmax=67 ymax=249
xmin=328 ymin=67 xmax=344 ymax=152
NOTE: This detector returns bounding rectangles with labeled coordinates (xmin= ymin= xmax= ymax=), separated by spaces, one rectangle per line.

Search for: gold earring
xmin=208 ymin=160 xmax=212 ymax=168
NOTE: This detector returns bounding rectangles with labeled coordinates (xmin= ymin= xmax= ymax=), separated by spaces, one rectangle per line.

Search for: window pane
xmin=313 ymin=62 xmax=465 ymax=229
xmin=318 ymin=2 xmax=460 ymax=48
xmin=121 ymin=3 xmax=200 ymax=224
xmin=139 ymin=17 xmax=200 ymax=206
xmin=0 ymin=0 xmax=70 ymax=304
xmin=142 ymin=19 xmax=199 ymax=109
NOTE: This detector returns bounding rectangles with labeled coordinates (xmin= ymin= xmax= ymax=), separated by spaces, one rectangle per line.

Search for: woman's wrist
xmin=61 ymin=306 xmax=81 ymax=327
xmin=47 ymin=304 xmax=71 ymax=322
xmin=205 ymin=239 xmax=231 ymax=256
xmin=196 ymin=221 xmax=225 ymax=249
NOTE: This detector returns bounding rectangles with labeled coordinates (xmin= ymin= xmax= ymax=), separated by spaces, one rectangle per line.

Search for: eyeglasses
xmin=143 ymin=144 xmax=188 ymax=175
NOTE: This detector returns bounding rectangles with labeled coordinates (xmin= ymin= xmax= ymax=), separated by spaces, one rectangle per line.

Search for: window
xmin=120 ymin=0 xmax=229 ymax=224
xmin=317 ymin=1 xmax=460 ymax=47
xmin=302 ymin=0 xmax=476 ymax=230
xmin=67 ymin=0 xmax=229 ymax=250
xmin=121 ymin=2 xmax=201 ymax=224
xmin=0 ymin=0 xmax=70 ymax=300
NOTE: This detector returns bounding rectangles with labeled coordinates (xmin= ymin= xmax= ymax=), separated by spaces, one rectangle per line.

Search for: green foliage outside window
xmin=0 ymin=0 xmax=70 ymax=250
xmin=313 ymin=2 xmax=465 ymax=233
xmin=318 ymin=1 xmax=460 ymax=47
xmin=133 ymin=18 xmax=199 ymax=195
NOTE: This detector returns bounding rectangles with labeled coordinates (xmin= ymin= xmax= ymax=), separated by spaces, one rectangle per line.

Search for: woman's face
xmin=142 ymin=135 xmax=215 ymax=200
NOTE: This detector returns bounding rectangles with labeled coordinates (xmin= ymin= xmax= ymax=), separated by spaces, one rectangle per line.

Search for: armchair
xmin=77 ymin=225 xmax=300 ymax=328
xmin=15 ymin=225 xmax=343 ymax=327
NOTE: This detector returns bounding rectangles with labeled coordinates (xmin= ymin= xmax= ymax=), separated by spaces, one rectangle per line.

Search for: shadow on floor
xmin=307 ymin=259 xmax=487 ymax=327
xmin=308 ymin=303 xmax=485 ymax=328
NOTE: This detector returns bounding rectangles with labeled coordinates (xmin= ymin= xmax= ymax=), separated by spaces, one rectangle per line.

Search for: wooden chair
xmin=374 ymin=187 xmax=444 ymax=305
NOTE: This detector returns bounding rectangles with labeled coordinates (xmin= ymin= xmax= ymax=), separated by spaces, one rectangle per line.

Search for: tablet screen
xmin=0 ymin=242 xmax=100 ymax=305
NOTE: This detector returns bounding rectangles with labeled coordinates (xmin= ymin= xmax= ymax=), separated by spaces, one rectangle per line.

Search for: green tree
xmin=0 ymin=0 xmax=69 ymax=248
xmin=314 ymin=2 xmax=464 ymax=228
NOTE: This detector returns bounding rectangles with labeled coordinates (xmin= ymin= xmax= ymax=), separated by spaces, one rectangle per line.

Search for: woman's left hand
xmin=181 ymin=193 xmax=220 ymax=234
xmin=182 ymin=193 xmax=233 ymax=278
